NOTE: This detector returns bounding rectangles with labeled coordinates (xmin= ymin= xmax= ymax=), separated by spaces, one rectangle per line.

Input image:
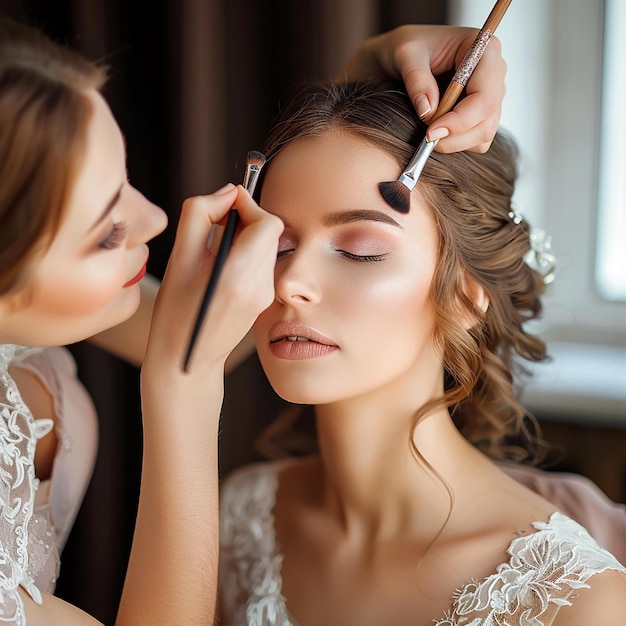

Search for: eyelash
xmin=99 ymin=221 xmax=128 ymax=249
xmin=339 ymin=251 xmax=386 ymax=263
xmin=277 ymin=249 xmax=386 ymax=263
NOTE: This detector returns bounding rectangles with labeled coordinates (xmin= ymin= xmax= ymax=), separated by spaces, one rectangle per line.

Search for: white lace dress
xmin=219 ymin=460 xmax=626 ymax=626
xmin=0 ymin=344 xmax=98 ymax=624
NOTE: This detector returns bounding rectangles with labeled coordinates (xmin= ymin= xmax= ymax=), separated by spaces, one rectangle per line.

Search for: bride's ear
xmin=458 ymin=273 xmax=489 ymax=330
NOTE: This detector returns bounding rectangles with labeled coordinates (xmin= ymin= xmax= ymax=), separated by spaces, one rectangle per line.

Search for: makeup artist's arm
xmin=116 ymin=185 xmax=282 ymax=625
xmin=88 ymin=266 xmax=256 ymax=373
xmin=341 ymin=24 xmax=506 ymax=154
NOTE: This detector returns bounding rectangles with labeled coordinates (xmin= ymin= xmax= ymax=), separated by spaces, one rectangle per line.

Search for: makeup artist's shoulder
xmin=551 ymin=568 xmax=626 ymax=626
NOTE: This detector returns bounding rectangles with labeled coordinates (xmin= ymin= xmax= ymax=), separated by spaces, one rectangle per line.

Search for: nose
xmin=274 ymin=248 xmax=322 ymax=307
xmin=126 ymin=186 xmax=168 ymax=247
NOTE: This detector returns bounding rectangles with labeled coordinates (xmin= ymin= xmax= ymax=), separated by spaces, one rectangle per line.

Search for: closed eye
xmin=339 ymin=250 xmax=387 ymax=262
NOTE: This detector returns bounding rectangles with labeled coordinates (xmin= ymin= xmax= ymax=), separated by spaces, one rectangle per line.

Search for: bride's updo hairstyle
xmin=0 ymin=18 xmax=106 ymax=295
xmin=260 ymin=80 xmax=548 ymax=461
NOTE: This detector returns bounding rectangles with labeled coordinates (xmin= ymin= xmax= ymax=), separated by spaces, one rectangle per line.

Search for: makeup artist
xmin=0 ymin=17 xmax=506 ymax=626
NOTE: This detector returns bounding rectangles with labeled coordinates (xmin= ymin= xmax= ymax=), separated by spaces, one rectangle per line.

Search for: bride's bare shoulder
xmin=551 ymin=567 xmax=626 ymax=626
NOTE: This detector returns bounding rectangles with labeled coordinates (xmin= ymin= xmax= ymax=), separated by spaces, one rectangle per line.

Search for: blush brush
xmin=378 ymin=0 xmax=512 ymax=213
xmin=183 ymin=150 xmax=266 ymax=372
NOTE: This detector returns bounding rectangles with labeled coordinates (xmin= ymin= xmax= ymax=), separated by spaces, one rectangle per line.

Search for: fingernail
xmin=415 ymin=95 xmax=432 ymax=119
xmin=215 ymin=183 xmax=236 ymax=195
xmin=427 ymin=127 xmax=449 ymax=142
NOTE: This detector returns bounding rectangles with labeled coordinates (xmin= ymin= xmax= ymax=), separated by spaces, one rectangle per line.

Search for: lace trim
xmin=220 ymin=461 xmax=295 ymax=626
xmin=220 ymin=461 xmax=626 ymax=626
xmin=434 ymin=512 xmax=626 ymax=625
xmin=1 ymin=344 xmax=52 ymax=624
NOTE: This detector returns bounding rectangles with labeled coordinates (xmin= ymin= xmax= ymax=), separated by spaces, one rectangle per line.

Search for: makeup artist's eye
xmin=339 ymin=250 xmax=387 ymax=263
xmin=98 ymin=222 xmax=128 ymax=250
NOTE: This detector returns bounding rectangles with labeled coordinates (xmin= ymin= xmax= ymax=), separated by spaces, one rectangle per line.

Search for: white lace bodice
xmin=0 ymin=344 xmax=98 ymax=625
xmin=219 ymin=460 xmax=626 ymax=626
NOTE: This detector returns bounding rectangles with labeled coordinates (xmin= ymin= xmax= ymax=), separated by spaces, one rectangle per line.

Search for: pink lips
xmin=268 ymin=322 xmax=338 ymax=360
xmin=124 ymin=259 xmax=148 ymax=288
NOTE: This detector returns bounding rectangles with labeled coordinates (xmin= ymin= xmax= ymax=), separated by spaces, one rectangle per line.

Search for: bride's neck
xmin=313 ymin=399 xmax=482 ymax=542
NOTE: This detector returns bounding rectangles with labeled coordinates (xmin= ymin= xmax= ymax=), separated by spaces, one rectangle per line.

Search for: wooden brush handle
xmin=431 ymin=0 xmax=512 ymax=123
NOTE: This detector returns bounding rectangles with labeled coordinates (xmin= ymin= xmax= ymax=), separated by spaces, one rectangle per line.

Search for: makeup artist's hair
xmin=259 ymin=80 xmax=549 ymax=462
xmin=0 ymin=18 xmax=107 ymax=295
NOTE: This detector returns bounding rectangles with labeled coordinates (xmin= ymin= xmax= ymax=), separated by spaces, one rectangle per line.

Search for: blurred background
xmin=1 ymin=0 xmax=624 ymax=622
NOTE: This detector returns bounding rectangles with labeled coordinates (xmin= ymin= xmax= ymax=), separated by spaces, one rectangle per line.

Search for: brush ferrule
xmin=398 ymin=138 xmax=438 ymax=191
xmin=243 ymin=165 xmax=263 ymax=195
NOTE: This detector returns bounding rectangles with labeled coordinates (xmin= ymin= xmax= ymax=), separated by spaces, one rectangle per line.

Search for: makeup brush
xmin=378 ymin=0 xmax=512 ymax=214
xmin=183 ymin=150 xmax=266 ymax=372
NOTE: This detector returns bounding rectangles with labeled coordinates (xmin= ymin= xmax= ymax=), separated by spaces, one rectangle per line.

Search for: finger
xmin=430 ymin=92 xmax=502 ymax=153
xmin=224 ymin=188 xmax=282 ymax=270
xmin=168 ymin=185 xmax=237 ymax=273
xmin=427 ymin=35 xmax=506 ymax=152
xmin=394 ymin=40 xmax=440 ymax=120
xmin=227 ymin=186 xmax=284 ymax=242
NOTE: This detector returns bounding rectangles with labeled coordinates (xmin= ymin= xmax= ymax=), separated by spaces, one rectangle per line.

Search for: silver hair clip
xmin=524 ymin=229 xmax=556 ymax=285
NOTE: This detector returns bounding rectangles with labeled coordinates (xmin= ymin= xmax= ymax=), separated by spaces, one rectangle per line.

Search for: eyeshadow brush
xmin=183 ymin=150 xmax=266 ymax=372
xmin=378 ymin=0 xmax=512 ymax=213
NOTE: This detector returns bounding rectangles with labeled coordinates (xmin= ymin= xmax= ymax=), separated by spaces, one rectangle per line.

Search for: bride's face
xmin=254 ymin=130 xmax=444 ymax=407
xmin=0 ymin=90 xmax=167 ymax=346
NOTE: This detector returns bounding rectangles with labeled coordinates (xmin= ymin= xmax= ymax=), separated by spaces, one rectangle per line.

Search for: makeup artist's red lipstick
xmin=124 ymin=259 xmax=148 ymax=288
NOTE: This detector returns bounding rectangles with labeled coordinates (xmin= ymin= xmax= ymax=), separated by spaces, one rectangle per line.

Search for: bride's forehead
xmin=266 ymin=133 xmax=401 ymax=195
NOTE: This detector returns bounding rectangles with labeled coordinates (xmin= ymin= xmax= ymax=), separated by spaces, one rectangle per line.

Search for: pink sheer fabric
xmin=498 ymin=461 xmax=626 ymax=565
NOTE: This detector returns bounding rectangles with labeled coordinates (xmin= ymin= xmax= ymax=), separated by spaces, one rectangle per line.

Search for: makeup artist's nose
xmin=126 ymin=185 xmax=168 ymax=247
xmin=274 ymin=251 xmax=321 ymax=306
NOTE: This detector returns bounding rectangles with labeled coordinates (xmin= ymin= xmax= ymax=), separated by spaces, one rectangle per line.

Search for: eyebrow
xmin=323 ymin=209 xmax=401 ymax=228
xmin=87 ymin=183 xmax=124 ymax=233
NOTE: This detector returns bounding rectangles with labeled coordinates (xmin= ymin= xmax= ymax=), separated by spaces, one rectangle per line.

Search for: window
xmin=596 ymin=0 xmax=626 ymax=301
xmin=449 ymin=0 xmax=626 ymax=341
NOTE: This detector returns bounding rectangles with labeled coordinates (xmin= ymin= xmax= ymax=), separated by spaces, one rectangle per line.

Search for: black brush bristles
xmin=378 ymin=180 xmax=411 ymax=213
xmin=183 ymin=150 xmax=266 ymax=372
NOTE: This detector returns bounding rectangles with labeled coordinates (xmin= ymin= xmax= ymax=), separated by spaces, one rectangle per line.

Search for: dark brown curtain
xmin=0 ymin=1 xmax=446 ymax=622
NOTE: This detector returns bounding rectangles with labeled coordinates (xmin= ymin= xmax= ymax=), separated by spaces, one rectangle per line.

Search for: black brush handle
xmin=182 ymin=209 xmax=239 ymax=372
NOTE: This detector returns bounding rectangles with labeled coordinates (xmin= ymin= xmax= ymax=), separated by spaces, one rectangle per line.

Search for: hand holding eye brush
xmin=183 ymin=150 xmax=266 ymax=371
xmin=378 ymin=0 xmax=512 ymax=213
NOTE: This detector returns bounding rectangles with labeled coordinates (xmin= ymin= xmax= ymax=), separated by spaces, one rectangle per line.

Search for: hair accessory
xmin=524 ymin=229 xmax=556 ymax=285
xmin=508 ymin=205 xmax=523 ymax=224
xmin=508 ymin=205 xmax=556 ymax=285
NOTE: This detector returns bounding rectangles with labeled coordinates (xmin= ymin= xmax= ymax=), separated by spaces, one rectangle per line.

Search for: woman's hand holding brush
xmin=341 ymin=24 xmax=506 ymax=154
xmin=145 ymin=184 xmax=283 ymax=380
